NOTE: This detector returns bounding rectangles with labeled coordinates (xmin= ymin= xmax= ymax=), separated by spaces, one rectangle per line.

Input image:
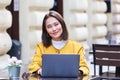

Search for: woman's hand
xmin=37 ymin=68 xmax=42 ymax=75
xmin=79 ymin=70 xmax=83 ymax=76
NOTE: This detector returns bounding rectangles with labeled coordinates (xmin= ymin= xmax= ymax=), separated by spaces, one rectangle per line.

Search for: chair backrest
xmin=92 ymin=44 xmax=120 ymax=76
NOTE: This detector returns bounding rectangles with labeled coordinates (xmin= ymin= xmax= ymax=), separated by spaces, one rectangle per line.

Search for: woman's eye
xmin=54 ymin=23 xmax=59 ymax=26
xmin=47 ymin=25 xmax=52 ymax=28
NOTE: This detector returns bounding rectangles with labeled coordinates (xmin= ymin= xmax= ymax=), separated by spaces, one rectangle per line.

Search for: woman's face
xmin=45 ymin=17 xmax=63 ymax=41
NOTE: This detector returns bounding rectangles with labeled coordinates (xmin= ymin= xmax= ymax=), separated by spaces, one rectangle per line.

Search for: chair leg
xmin=99 ymin=66 xmax=102 ymax=75
xmin=116 ymin=67 xmax=120 ymax=76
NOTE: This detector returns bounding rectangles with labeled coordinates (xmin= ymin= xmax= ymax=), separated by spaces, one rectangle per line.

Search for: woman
xmin=29 ymin=11 xmax=90 ymax=76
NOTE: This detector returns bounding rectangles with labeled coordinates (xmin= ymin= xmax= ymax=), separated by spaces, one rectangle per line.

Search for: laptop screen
xmin=42 ymin=54 xmax=80 ymax=78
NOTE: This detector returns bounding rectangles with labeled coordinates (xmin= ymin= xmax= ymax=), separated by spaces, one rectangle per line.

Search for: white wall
xmin=19 ymin=0 xmax=54 ymax=72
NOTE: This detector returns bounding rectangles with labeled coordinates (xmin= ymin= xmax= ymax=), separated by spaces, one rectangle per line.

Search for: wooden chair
xmin=92 ymin=44 xmax=120 ymax=79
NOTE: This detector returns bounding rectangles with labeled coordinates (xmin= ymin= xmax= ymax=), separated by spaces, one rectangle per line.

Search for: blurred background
xmin=0 ymin=0 xmax=120 ymax=77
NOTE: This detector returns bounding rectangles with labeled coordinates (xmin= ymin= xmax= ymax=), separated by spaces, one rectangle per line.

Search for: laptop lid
xmin=42 ymin=54 xmax=80 ymax=78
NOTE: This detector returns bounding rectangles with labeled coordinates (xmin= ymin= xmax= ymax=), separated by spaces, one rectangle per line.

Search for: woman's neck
xmin=52 ymin=39 xmax=67 ymax=49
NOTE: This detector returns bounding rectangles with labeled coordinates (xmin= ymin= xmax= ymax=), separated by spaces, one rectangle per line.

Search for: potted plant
xmin=6 ymin=56 xmax=22 ymax=79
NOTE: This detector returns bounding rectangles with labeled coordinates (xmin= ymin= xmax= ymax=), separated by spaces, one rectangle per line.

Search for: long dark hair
xmin=42 ymin=11 xmax=68 ymax=47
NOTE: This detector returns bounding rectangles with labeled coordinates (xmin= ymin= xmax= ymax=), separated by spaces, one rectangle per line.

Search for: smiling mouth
xmin=53 ymin=32 xmax=58 ymax=35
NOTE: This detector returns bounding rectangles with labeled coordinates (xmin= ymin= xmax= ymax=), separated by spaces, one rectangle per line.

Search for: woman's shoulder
xmin=68 ymin=39 xmax=83 ymax=47
xmin=36 ymin=41 xmax=44 ymax=47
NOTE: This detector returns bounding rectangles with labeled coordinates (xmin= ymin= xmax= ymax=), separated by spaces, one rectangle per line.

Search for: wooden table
xmin=22 ymin=73 xmax=90 ymax=80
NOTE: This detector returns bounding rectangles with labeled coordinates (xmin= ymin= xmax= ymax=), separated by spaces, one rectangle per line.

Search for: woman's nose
xmin=52 ymin=26 xmax=57 ymax=31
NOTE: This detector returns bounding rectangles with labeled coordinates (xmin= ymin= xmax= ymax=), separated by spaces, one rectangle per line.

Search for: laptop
xmin=42 ymin=54 xmax=80 ymax=78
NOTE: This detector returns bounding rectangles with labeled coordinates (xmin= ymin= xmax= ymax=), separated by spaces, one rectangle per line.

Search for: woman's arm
xmin=29 ymin=44 xmax=42 ymax=73
xmin=78 ymin=46 xmax=90 ymax=76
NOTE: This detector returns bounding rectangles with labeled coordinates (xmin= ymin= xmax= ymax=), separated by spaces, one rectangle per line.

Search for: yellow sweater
xmin=29 ymin=40 xmax=90 ymax=75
